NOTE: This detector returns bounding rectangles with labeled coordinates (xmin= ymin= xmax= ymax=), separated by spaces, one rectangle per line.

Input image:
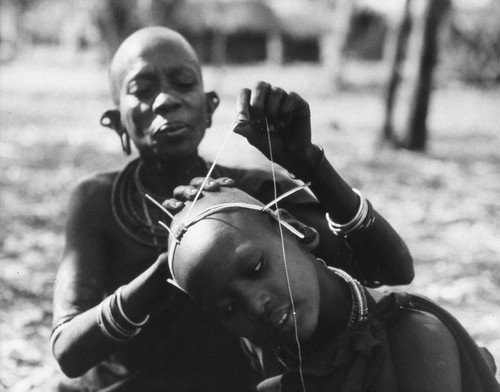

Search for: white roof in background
xmin=360 ymin=0 xmax=493 ymax=16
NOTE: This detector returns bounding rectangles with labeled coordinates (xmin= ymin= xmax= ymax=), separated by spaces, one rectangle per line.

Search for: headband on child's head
xmin=146 ymin=182 xmax=310 ymax=293
xmin=167 ymin=200 xmax=308 ymax=291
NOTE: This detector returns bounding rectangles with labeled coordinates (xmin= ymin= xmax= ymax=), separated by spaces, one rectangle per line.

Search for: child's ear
xmin=205 ymin=91 xmax=220 ymax=128
xmin=276 ymin=208 xmax=319 ymax=250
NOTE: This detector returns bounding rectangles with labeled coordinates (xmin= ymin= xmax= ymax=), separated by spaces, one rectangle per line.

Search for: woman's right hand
xmin=162 ymin=177 xmax=235 ymax=213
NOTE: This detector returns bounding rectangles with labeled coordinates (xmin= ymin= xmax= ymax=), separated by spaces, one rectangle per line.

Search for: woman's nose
xmin=152 ymin=92 xmax=182 ymax=114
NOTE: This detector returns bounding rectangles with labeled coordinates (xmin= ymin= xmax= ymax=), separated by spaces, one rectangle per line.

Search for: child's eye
xmin=218 ymin=303 xmax=236 ymax=319
xmin=251 ymin=259 xmax=264 ymax=276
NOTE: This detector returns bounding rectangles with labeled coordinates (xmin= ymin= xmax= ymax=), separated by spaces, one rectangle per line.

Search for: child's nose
xmin=152 ymin=92 xmax=182 ymax=114
xmin=245 ymin=292 xmax=270 ymax=322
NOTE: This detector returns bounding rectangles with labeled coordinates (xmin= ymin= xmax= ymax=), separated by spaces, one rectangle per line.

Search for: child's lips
xmin=278 ymin=311 xmax=289 ymax=327
xmin=272 ymin=305 xmax=294 ymax=331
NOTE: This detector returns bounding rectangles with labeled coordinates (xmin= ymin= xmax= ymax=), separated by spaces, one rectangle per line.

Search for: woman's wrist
xmin=288 ymin=144 xmax=324 ymax=181
xmin=303 ymin=144 xmax=325 ymax=172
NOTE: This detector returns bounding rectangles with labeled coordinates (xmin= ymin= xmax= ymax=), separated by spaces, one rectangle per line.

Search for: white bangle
xmin=326 ymin=189 xmax=374 ymax=239
xmin=116 ymin=286 xmax=150 ymax=327
xmin=104 ymin=296 xmax=141 ymax=338
xmin=96 ymin=298 xmax=131 ymax=343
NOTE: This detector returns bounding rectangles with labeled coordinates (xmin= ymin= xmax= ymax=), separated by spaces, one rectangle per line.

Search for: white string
xmin=184 ymin=121 xmax=235 ymax=220
xmin=264 ymin=118 xmax=306 ymax=392
xmin=152 ymin=115 xmax=307 ymax=390
xmin=145 ymin=193 xmax=175 ymax=220
xmin=157 ymin=220 xmax=178 ymax=243
xmin=262 ymin=182 xmax=311 ymax=211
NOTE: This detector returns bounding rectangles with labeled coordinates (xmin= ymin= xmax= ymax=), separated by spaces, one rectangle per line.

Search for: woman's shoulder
xmin=68 ymin=170 xmax=120 ymax=215
xmin=72 ymin=170 xmax=118 ymax=196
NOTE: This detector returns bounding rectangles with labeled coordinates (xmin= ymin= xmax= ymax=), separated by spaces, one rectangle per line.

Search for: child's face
xmin=174 ymin=211 xmax=321 ymax=348
xmin=113 ymin=32 xmax=208 ymax=162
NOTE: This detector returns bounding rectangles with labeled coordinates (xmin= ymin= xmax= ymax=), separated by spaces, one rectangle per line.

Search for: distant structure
xmin=167 ymin=0 xmax=333 ymax=64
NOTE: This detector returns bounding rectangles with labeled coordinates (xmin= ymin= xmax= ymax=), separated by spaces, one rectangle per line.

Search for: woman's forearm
xmin=52 ymin=258 xmax=171 ymax=377
xmin=303 ymin=146 xmax=414 ymax=285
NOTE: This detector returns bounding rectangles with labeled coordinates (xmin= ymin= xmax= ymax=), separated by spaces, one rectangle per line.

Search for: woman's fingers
xmin=162 ymin=198 xmax=184 ymax=213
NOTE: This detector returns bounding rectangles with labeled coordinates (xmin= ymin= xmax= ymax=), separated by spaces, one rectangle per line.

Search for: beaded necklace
xmin=273 ymin=265 xmax=369 ymax=368
xmin=111 ymin=158 xmax=170 ymax=251
xmin=328 ymin=266 xmax=369 ymax=327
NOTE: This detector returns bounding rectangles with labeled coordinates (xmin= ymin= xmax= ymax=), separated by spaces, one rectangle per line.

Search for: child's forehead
xmin=175 ymin=215 xmax=267 ymax=294
xmin=180 ymin=208 xmax=270 ymax=250
xmin=173 ymin=207 xmax=273 ymax=268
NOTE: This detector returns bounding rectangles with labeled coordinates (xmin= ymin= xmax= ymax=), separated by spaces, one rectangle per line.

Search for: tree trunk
xmin=322 ymin=0 xmax=355 ymax=90
xmin=402 ymin=0 xmax=451 ymax=151
xmin=381 ymin=0 xmax=413 ymax=145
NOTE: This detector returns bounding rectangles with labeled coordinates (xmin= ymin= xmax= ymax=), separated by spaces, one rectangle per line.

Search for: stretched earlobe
xmin=120 ymin=132 xmax=131 ymax=155
xmin=100 ymin=110 xmax=121 ymax=130
xmin=100 ymin=110 xmax=131 ymax=155
xmin=205 ymin=91 xmax=220 ymax=129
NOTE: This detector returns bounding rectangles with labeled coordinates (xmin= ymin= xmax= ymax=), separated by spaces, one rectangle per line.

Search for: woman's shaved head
xmin=109 ymin=27 xmax=201 ymax=105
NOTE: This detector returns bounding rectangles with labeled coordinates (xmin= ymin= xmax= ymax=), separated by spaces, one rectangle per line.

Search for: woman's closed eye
xmin=128 ymin=79 xmax=155 ymax=99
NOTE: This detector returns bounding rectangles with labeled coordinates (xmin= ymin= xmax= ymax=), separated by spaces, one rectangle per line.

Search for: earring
xmin=120 ymin=132 xmax=131 ymax=155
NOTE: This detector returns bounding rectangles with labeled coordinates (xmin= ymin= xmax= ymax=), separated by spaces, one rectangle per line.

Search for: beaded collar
xmin=111 ymin=158 xmax=169 ymax=250
xmin=328 ymin=266 xmax=369 ymax=327
xmin=273 ymin=266 xmax=369 ymax=368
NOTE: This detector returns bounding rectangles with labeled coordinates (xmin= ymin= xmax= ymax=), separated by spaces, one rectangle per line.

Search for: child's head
xmin=101 ymin=27 xmax=219 ymax=161
xmin=167 ymin=187 xmax=322 ymax=347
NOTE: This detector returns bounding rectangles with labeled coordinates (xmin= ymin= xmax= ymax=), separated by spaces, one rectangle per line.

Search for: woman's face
xmin=174 ymin=212 xmax=321 ymax=348
xmin=113 ymin=35 xmax=208 ymax=162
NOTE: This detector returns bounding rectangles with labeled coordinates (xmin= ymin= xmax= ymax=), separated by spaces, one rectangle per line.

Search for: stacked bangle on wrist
xmin=96 ymin=286 xmax=150 ymax=343
xmin=326 ymin=189 xmax=375 ymax=239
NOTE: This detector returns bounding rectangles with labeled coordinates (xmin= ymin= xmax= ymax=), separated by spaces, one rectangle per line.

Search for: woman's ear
xmin=100 ymin=109 xmax=122 ymax=132
xmin=205 ymin=91 xmax=220 ymax=128
xmin=276 ymin=208 xmax=319 ymax=251
xmin=100 ymin=109 xmax=131 ymax=155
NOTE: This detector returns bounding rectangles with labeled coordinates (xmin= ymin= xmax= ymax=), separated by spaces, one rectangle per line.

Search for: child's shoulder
xmin=387 ymin=307 xmax=461 ymax=391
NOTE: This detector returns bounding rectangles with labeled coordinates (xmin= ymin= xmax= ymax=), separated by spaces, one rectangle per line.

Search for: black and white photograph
xmin=1 ymin=0 xmax=499 ymax=391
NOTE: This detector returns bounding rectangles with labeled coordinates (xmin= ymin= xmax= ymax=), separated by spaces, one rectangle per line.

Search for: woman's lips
xmin=151 ymin=122 xmax=190 ymax=139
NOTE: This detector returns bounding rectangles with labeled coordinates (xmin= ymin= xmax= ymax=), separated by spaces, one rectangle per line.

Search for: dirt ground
xmin=1 ymin=48 xmax=499 ymax=390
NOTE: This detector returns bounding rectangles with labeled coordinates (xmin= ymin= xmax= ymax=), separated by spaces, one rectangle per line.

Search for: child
xmin=165 ymin=184 xmax=499 ymax=392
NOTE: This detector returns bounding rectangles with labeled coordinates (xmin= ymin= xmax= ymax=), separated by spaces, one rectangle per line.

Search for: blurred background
xmin=1 ymin=0 xmax=499 ymax=390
